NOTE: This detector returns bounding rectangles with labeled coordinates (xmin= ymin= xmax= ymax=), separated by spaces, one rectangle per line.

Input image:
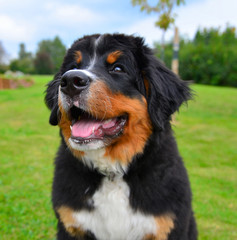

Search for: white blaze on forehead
xmin=88 ymin=35 xmax=104 ymax=71
xmin=95 ymin=35 xmax=104 ymax=48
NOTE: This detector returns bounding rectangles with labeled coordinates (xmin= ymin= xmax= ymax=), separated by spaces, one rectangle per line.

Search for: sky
xmin=0 ymin=0 xmax=237 ymax=61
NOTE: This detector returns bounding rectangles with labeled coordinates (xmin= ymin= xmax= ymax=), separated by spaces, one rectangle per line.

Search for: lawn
xmin=0 ymin=76 xmax=236 ymax=239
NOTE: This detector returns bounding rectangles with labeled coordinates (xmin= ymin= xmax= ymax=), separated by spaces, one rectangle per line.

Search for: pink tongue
xmin=71 ymin=118 xmax=117 ymax=138
xmin=72 ymin=119 xmax=101 ymax=138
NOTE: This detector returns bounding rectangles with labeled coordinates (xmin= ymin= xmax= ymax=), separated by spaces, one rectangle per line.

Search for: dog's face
xmin=45 ymin=34 xmax=191 ymax=166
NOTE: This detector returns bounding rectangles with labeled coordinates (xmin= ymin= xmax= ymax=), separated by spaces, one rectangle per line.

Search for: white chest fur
xmin=72 ymin=177 xmax=156 ymax=240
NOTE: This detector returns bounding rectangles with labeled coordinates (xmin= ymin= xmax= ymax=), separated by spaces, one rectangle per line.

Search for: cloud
xmin=1 ymin=0 xmax=237 ymax=60
xmin=120 ymin=0 xmax=237 ymax=45
xmin=175 ymin=0 xmax=237 ymax=39
xmin=119 ymin=17 xmax=162 ymax=46
xmin=0 ymin=15 xmax=35 ymax=42
xmin=44 ymin=2 xmax=106 ymax=26
xmin=0 ymin=0 xmax=32 ymax=8
xmin=0 ymin=1 xmax=107 ymax=58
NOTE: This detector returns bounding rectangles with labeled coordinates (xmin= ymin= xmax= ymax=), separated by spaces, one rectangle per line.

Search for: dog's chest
xmin=73 ymin=177 xmax=156 ymax=240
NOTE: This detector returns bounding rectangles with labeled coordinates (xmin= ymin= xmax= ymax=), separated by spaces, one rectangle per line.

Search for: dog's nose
xmin=60 ymin=70 xmax=90 ymax=97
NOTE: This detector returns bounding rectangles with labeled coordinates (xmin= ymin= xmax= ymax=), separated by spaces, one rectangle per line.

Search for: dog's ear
xmin=135 ymin=41 xmax=192 ymax=130
xmin=45 ymin=73 xmax=61 ymax=126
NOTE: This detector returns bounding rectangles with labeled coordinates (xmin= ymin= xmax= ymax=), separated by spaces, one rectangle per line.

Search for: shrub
xmin=155 ymin=26 xmax=237 ymax=87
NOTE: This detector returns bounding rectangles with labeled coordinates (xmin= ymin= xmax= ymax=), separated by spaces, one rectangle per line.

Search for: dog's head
xmin=45 ymin=34 xmax=191 ymax=166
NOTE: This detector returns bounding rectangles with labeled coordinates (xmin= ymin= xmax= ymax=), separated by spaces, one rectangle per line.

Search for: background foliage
xmin=34 ymin=37 xmax=66 ymax=74
xmin=155 ymin=25 xmax=237 ymax=87
xmin=1 ymin=36 xmax=66 ymax=75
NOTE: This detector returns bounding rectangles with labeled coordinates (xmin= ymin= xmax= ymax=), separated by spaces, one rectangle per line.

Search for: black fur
xmin=45 ymin=34 xmax=197 ymax=240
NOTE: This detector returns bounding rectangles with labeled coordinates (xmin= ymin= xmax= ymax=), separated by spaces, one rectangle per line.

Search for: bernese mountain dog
xmin=45 ymin=33 xmax=197 ymax=240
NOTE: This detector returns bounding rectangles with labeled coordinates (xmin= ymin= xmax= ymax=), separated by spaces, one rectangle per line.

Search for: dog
xmin=45 ymin=34 xmax=197 ymax=240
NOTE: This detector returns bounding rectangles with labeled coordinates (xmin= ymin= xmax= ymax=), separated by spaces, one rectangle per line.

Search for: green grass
xmin=0 ymin=77 xmax=236 ymax=239
xmin=0 ymin=76 xmax=58 ymax=239
xmin=175 ymin=85 xmax=237 ymax=239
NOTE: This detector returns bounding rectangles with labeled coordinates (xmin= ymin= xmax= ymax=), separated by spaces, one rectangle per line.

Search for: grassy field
xmin=0 ymin=76 xmax=236 ymax=239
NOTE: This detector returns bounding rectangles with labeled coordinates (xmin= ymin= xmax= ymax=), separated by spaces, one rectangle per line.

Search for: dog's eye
xmin=111 ymin=65 xmax=125 ymax=73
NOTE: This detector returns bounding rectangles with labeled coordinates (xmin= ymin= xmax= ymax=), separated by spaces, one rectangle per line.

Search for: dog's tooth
xmin=104 ymin=119 xmax=112 ymax=124
xmin=70 ymin=125 xmax=72 ymax=130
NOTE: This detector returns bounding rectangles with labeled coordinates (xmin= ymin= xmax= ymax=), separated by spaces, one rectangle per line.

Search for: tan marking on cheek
xmin=74 ymin=50 xmax=82 ymax=64
xmin=87 ymin=81 xmax=152 ymax=164
xmin=58 ymin=97 xmax=71 ymax=140
xmin=57 ymin=206 xmax=85 ymax=237
xmin=106 ymin=51 xmax=122 ymax=64
xmin=58 ymin=94 xmax=84 ymax=158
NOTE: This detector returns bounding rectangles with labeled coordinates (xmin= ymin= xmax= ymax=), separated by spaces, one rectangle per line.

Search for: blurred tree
xmin=131 ymin=0 xmax=185 ymax=60
xmin=0 ymin=41 xmax=7 ymax=64
xmin=0 ymin=41 xmax=8 ymax=73
xmin=19 ymin=43 xmax=32 ymax=60
xmin=34 ymin=51 xmax=54 ymax=74
xmin=51 ymin=36 xmax=67 ymax=71
xmin=9 ymin=43 xmax=34 ymax=74
xmin=34 ymin=36 xmax=66 ymax=74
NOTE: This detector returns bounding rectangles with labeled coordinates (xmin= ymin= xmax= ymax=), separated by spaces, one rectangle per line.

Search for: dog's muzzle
xmin=60 ymin=70 xmax=91 ymax=98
